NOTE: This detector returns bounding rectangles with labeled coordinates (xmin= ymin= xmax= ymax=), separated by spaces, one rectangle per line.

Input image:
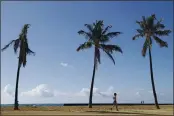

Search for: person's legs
xmin=115 ymin=102 xmax=119 ymax=111
xmin=111 ymin=102 xmax=115 ymax=110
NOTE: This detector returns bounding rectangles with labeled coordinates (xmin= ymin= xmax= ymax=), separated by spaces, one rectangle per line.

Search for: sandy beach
xmin=1 ymin=105 xmax=173 ymax=115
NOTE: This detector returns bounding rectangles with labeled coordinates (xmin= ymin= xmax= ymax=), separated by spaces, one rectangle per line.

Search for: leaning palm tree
xmin=77 ymin=20 xmax=123 ymax=108
xmin=132 ymin=14 xmax=171 ymax=109
xmin=1 ymin=24 xmax=35 ymax=110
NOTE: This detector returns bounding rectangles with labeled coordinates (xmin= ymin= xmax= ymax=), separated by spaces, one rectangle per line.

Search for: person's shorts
xmin=113 ymin=101 xmax=117 ymax=105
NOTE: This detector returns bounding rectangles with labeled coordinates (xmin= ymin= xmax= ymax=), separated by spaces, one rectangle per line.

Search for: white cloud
xmin=3 ymin=84 xmax=15 ymax=97
xmin=108 ymin=86 xmax=114 ymax=92
xmin=159 ymin=93 xmax=165 ymax=96
xmin=147 ymin=90 xmax=165 ymax=96
xmin=77 ymin=86 xmax=116 ymax=98
xmin=135 ymin=89 xmax=153 ymax=97
xmin=2 ymin=83 xmax=113 ymax=100
xmin=53 ymin=91 xmax=69 ymax=96
xmin=60 ymin=62 xmax=68 ymax=67
xmin=60 ymin=62 xmax=73 ymax=68
xmin=135 ymin=92 xmax=141 ymax=97
xmin=136 ymin=88 xmax=145 ymax=91
xmin=79 ymin=88 xmax=90 ymax=96
xmin=77 ymin=87 xmax=99 ymax=96
xmin=135 ymin=89 xmax=167 ymax=103
xmin=2 ymin=84 xmax=170 ymax=104
xmin=99 ymin=86 xmax=116 ymax=97
xmin=47 ymin=86 xmax=115 ymax=98
xmin=20 ymin=84 xmax=54 ymax=98
xmin=148 ymin=90 xmax=153 ymax=94
xmin=1 ymin=84 xmax=15 ymax=104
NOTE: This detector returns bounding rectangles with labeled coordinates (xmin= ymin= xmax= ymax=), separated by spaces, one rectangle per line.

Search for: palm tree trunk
xmin=89 ymin=49 xmax=97 ymax=108
xmin=148 ymin=47 xmax=160 ymax=109
xmin=14 ymin=60 xmax=21 ymax=110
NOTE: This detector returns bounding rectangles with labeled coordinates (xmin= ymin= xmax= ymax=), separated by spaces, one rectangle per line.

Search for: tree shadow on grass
xmin=85 ymin=110 xmax=161 ymax=116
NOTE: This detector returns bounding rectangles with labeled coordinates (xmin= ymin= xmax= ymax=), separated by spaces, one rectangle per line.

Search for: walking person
xmin=112 ymin=93 xmax=119 ymax=111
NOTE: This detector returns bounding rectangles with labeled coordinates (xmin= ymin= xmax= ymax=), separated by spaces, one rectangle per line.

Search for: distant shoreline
xmin=1 ymin=103 xmax=173 ymax=107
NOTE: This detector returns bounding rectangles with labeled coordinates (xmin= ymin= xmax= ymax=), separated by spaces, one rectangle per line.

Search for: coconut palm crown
xmin=133 ymin=14 xmax=171 ymax=56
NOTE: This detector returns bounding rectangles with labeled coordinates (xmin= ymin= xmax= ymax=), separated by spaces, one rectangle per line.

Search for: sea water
xmin=1 ymin=104 xmax=64 ymax=107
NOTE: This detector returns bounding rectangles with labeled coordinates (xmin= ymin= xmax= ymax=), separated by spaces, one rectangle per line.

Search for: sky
xmin=1 ymin=1 xmax=173 ymax=104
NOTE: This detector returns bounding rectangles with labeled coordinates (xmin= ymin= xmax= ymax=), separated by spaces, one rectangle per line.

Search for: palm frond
xmin=76 ymin=41 xmax=93 ymax=51
xmin=136 ymin=21 xmax=141 ymax=25
xmin=153 ymin=36 xmax=168 ymax=47
xmin=21 ymin=24 xmax=30 ymax=35
xmin=13 ymin=39 xmax=20 ymax=53
xmin=23 ymin=24 xmax=31 ymax=29
xmin=151 ymin=14 xmax=156 ymax=18
xmin=78 ymin=30 xmax=92 ymax=40
xmin=155 ymin=23 xmax=165 ymax=30
xmin=155 ymin=30 xmax=171 ymax=36
xmin=154 ymin=19 xmax=165 ymax=30
xmin=136 ymin=20 xmax=145 ymax=30
xmin=104 ymin=51 xmax=115 ymax=65
xmin=132 ymin=34 xmax=143 ymax=40
xmin=94 ymin=20 xmax=103 ymax=36
xmin=84 ymin=24 xmax=93 ymax=32
xmin=19 ymin=40 xmax=26 ymax=67
xmin=136 ymin=29 xmax=144 ymax=34
xmin=99 ymin=44 xmax=123 ymax=64
xmin=1 ymin=40 xmax=16 ymax=52
xmin=142 ymin=39 xmax=149 ymax=57
xmin=147 ymin=15 xmax=155 ymax=29
xmin=105 ymin=32 xmax=122 ymax=38
xmin=100 ymin=44 xmax=123 ymax=53
xmin=24 ymin=24 xmax=31 ymax=28
xmin=22 ymin=49 xmax=27 ymax=67
xmin=140 ymin=16 xmax=147 ymax=30
xmin=27 ymin=48 xmax=35 ymax=55
xmin=142 ymin=16 xmax=146 ymax=23
xmin=97 ymin=20 xmax=104 ymax=27
xmin=100 ymin=35 xmax=109 ymax=43
xmin=102 ymin=25 xmax=112 ymax=34
xmin=25 ymin=39 xmax=35 ymax=55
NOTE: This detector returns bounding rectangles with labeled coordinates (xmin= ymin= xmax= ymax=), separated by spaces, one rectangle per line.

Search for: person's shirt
xmin=113 ymin=96 xmax=116 ymax=101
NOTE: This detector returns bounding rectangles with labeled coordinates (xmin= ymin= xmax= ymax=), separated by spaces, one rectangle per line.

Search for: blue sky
xmin=1 ymin=1 xmax=173 ymax=104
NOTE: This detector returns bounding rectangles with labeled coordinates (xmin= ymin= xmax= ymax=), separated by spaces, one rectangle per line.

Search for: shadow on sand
xmin=85 ymin=110 xmax=161 ymax=116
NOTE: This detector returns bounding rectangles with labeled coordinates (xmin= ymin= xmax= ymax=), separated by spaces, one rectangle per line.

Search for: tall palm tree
xmin=77 ymin=20 xmax=123 ymax=108
xmin=132 ymin=14 xmax=171 ymax=109
xmin=1 ymin=24 xmax=35 ymax=110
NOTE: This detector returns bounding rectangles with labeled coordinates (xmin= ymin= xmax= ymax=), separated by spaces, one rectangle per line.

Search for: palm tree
xmin=77 ymin=20 xmax=123 ymax=108
xmin=132 ymin=14 xmax=171 ymax=109
xmin=1 ymin=24 xmax=35 ymax=110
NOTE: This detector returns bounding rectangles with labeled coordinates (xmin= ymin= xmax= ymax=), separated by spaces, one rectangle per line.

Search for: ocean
xmin=1 ymin=104 xmax=64 ymax=107
xmin=1 ymin=103 xmax=173 ymax=107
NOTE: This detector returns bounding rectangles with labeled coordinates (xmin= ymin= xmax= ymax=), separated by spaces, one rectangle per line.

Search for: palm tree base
xmin=89 ymin=105 xmax=92 ymax=108
xmin=156 ymin=106 xmax=160 ymax=109
xmin=14 ymin=107 xmax=19 ymax=110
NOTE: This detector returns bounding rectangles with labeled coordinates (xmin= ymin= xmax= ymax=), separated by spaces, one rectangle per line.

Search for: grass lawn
xmin=1 ymin=105 xmax=173 ymax=115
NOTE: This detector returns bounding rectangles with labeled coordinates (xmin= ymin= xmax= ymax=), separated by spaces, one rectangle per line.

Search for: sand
xmin=1 ymin=105 xmax=173 ymax=115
